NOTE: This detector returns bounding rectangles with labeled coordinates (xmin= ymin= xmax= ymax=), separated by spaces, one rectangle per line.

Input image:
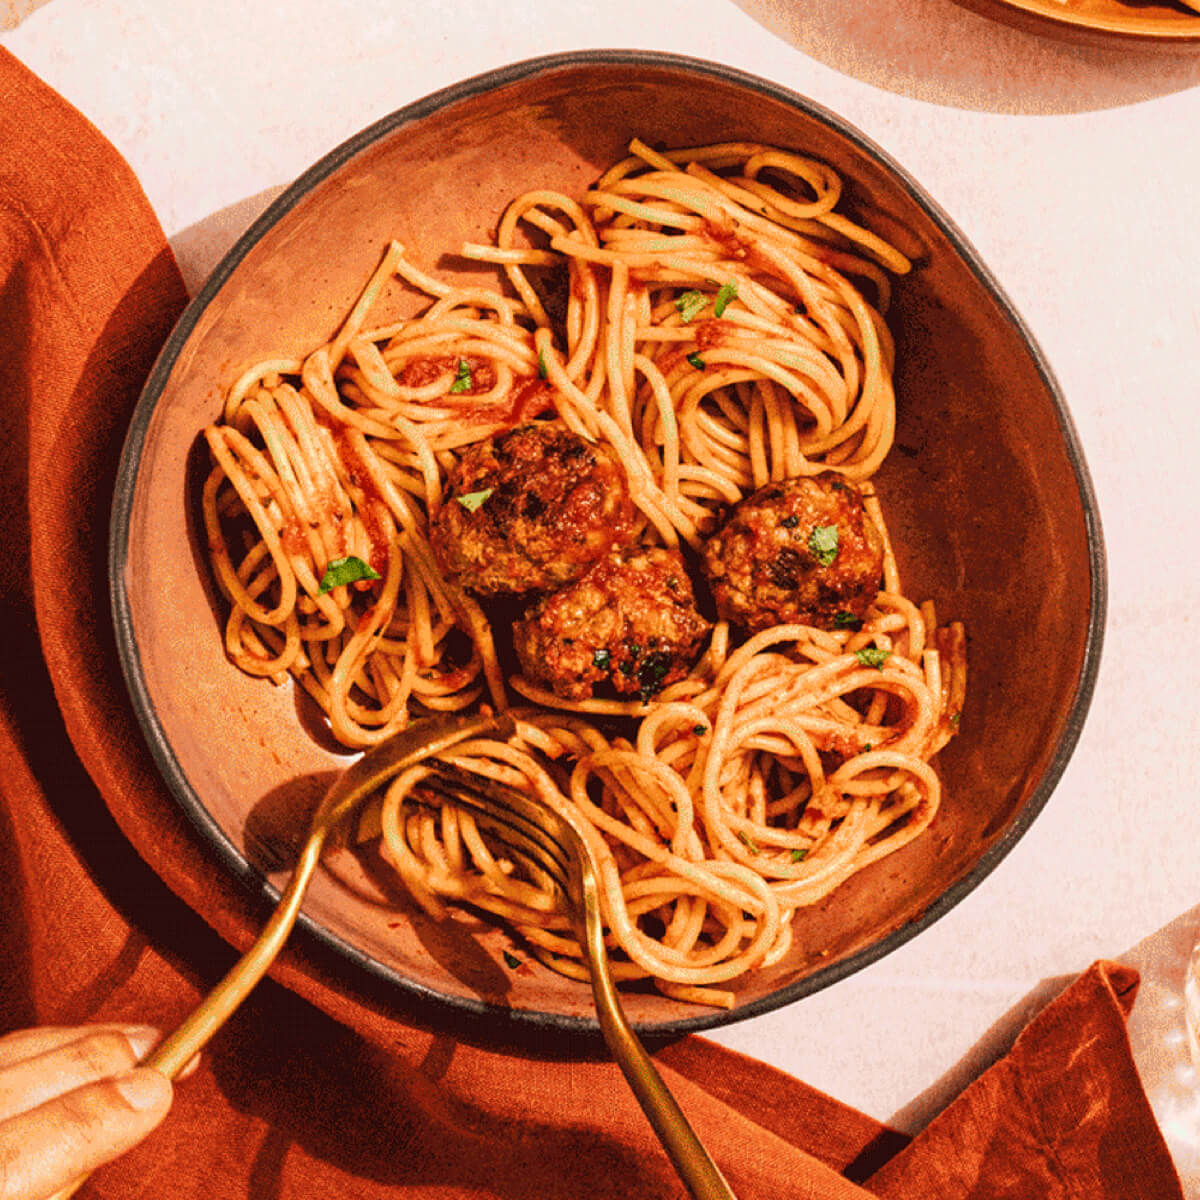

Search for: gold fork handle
xmin=594 ymin=984 xmax=738 ymax=1200
xmin=576 ymin=890 xmax=738 ymax=1198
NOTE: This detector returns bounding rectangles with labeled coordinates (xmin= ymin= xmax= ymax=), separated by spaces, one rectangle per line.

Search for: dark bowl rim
xmin=109 ymin=47 xmax=1107 ymax=1040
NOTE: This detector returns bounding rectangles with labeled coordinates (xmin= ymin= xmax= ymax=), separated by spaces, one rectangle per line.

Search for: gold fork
xmin=55 ymin=711 xmax=735 ymax=1199
xmin=411 ymin=757 xmax=737 ymax=1200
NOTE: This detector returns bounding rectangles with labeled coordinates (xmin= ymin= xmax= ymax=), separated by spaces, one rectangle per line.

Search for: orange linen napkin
xmin=0 ymin=44 xmax=1184 ymax=1199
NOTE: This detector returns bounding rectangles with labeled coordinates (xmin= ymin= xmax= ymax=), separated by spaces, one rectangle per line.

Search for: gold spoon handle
xmin=147 ymin=830 xmax=328 ymax=1076
xmin=46 ymin=834 xmax=326 ymax=1200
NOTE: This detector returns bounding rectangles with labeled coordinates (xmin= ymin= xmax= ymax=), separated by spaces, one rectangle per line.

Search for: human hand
xmin=0 ymin=1024 xmax=174 ymax=1200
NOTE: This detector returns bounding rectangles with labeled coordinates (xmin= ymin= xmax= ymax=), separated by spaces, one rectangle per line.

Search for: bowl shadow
xmin=732 ymin=0 xmax=1200 ymax=114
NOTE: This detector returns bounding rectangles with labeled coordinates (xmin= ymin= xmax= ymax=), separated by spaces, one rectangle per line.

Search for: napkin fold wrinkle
xmin=0 ymin=43 xmax=1185 ymax=1200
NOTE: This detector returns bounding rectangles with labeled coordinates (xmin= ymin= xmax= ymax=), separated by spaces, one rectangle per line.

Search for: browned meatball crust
xmin=513 ymin=546 xmax=711 ymax=701
xmin=431 ymin=422 xmax=634 ymax=596
xmin=700 ymin=474 xmax=884 ymax=633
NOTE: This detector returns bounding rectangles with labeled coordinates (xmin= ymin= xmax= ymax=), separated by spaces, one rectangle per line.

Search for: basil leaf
xmin=448 ymin=359 xmax=473 ymax=393
xmin=318 ymin=555 xmax=381 ymax=594
xmin=686 ymin=352 xmax=705 ymax=369
xmin=455 ymin=487 xmax=494 ymax=512
xmin=855 ymin=647 xmax=891 ymax=669
xmin=675 ymin=290 xmax=707 ymax=323
xmin=808 ymin=523 xmax=839 ymax=566
xmin=713 ymin=280 xmax=738 ymax=317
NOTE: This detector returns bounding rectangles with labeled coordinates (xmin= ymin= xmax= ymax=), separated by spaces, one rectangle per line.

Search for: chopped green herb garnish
xmin=317 ymin=555 xmax=381 ymax=594
xmin=833 ymin=610 xmax=863 ymax=630
xmin=855 ymin=647 xmax=892 ymax=669
xmin=537 ymin=350 xmax=548 ymax=380
xmin=713 ymin=281 xmax=738 ymax=317
xmin=448 ymin=359 xmax=473 ymax=393
xmin=637 ymin=650 xmax=673 ymax=701
xmin=693 ymin=724 xmax=708 ymax=736
xmin=780 ymin=514 xmax=800 ymax=529
xmin=737 ymin=830 xmax=760 ymax=854
xmin=790 ymin=848 xmax=808 ymax=863
xmin=863 ymin=743 xmax=874 ymax=752
xmin=455 ymin=487 xmax=494 ymax=512
xmin=808 ymin=523 xmax=839 ymax=566
xmin=502 ymin=950 xmax=522 ymax=969
xmin=675 ymin=290 xmax=707 ymax=323
xmin=686 ymin=352 xmax=706 ymax=369
xmin=950 ymin=711 xmax=962 ymax=728
xmin=592 ymin=648 xmax=611 ymax=670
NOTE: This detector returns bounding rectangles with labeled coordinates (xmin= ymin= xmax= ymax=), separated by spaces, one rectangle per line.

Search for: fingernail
xmin=114 ymin=1068 xmax=170 ymax=1112
xmin=122 ymin=1026 xmax=161 ymax=1061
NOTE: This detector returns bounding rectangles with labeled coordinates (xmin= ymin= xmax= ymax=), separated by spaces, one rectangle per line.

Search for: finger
xmin=0 ymin=1026 xmax=158 ymax=1071
xmin=0 ymin=1029 xmax=160 ymax=1123
xmin=0 ymin=1069 xmax=171 ymax=1200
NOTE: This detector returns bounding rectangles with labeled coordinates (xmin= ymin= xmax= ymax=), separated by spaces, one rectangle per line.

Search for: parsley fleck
xmin=737 ymin=830 xmax=760 ymax=854
xmin=808 ymin=524 xmax=839 ymax=566
xmin=950 ymin=711 xmax=962 ymax=728
xmin=713 ymin=280 xmax=738 ymax=317
xmin=502 ymin=951 xmax=522 ymax=969
xmin=455 ymin=487 xmax=494 ymax=512
xmin=317 ymin=555 xmax=381 ymax=594
xmin=790 ymin=848 xmax=808 ymax=863
xmin=863 ymin=743 xmax=873 ymax=752
xmin=448 ymin=359 xmax=473 ymax=393
xmin=537 ymin=350 xmax=548 ymax=380
xmin=693 ymin=724 xmax=708 ymax=736
xmin=686 ymin=352 xmax=706 ymax=369
xmin=832 ymin=611 xmax=863 ymax=630
xmin=675 ymin=290 xmax=707 ymax=323
xmin=637 ymin=650 xmax=673 ymax=701
xmin=780 ymin=514 xmax=799 ymax=529
xmin=592 ymin=648 xmax=611 ymax=670
xmin=855 ymin=647 xmax=892 ymax=669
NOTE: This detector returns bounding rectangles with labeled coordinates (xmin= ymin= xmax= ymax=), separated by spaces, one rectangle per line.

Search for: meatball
xmin=700 ymin=473 xmax=884 ymax=632
xmin=513 ymin=545 xmax=711 ymax=701
xmin=431 ymin=422 xmax=634 ymax=596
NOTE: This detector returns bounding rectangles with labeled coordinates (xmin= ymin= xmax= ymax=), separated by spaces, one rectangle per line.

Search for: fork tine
xmin=412 ymin=772 xmax=572 ymax=894
xmin=420 ymin=763 xmax=573 ymax=878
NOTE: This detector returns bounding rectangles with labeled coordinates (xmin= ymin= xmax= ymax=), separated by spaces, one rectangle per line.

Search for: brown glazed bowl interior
xmin=953 ymin=0 xmax=1200 ymax=41
xmin=111 ymin=51 xmax=1104 ymax=1038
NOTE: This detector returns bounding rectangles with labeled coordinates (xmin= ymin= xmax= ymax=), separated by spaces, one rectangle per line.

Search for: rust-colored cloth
xmin=0 ymin=44 xmax=1184 ymax=1199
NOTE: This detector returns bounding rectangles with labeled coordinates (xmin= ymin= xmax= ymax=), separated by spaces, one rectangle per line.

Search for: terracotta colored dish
xmin=110 ymin=50 xmax=1104 ymax=1037
xmin=954 ymin=0 xmax=1200 ymax=42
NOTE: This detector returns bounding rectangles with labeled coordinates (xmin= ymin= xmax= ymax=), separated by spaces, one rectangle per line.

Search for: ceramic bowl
xmin=955 ymin=0 xmax=1200 ymax=42
xmin=111 ymin=50 xmax=1104 ymax=1036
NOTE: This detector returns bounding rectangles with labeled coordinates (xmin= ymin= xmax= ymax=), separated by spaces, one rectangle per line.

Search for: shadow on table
xmin=887 ymin=968 xmax=1076 ymax=1131
xmin=169 ymin=185 xmax=288 ymax=297
xmin=731 ymin=0 xmax=1200 ymax=114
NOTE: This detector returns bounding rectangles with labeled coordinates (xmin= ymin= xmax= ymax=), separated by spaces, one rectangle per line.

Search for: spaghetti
xmin=202 ymin=139 xmax=966 ymax=1006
